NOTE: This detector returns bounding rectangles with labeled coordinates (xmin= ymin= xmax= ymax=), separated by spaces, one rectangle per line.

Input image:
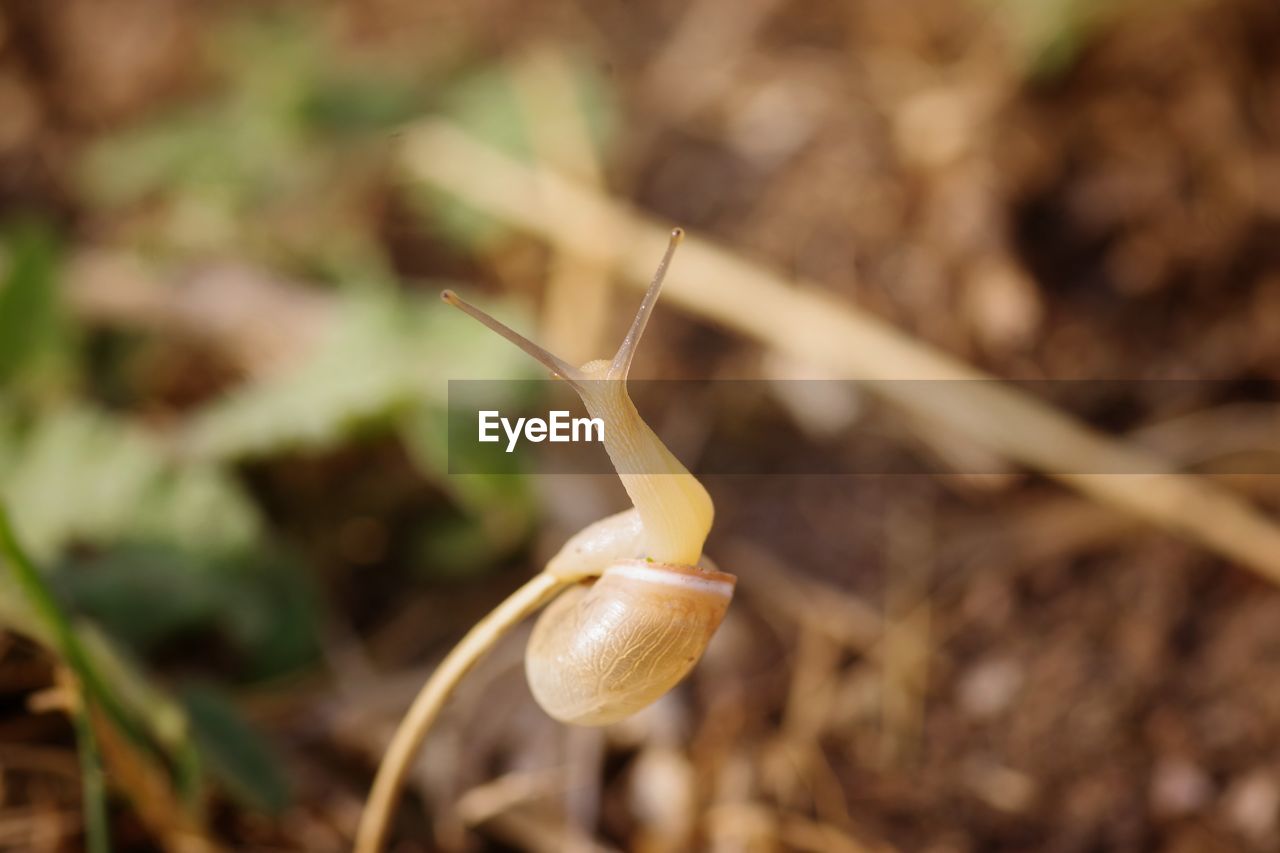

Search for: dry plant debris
xmin=0 ymin=0 xmax=1279 ymax=850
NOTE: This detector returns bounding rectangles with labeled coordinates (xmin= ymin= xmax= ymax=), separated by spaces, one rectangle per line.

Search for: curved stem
xmin=355 ymin=571 xmax=576 ymax=853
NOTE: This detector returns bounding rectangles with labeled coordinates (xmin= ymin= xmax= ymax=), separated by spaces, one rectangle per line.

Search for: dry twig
xmin=399 ymin=121 xmax=1280 ymax=586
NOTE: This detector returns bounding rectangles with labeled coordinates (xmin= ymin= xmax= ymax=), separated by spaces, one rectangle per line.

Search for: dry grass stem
xmin=454 ymin=768 xmax=566 ymax=825
xmin=399 ymin=121 xmax=1280 ymax=586
xmin=512 ymin=47 xmax=617 ymax=365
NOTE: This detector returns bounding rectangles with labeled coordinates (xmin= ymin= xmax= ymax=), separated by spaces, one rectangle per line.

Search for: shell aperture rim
xmin=603 ymin=560 xmax=735 ymax=599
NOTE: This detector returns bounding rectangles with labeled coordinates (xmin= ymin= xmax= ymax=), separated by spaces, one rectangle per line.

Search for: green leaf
xmin=0 ymin=404 xmax=261 ymax=560
xmin=179 ymin=683 xmax=290 ymax=815
xmin=182 ymin=292 xmax=417 ymax=459
xmin=184 ymin=289 xmax=537 ymax=461
xmin=54 ymin=543 xmax=319 ymax=680
xmin=0 ymin=221 xmax=62 ymax=386
xmin=217 ymin=550 xmax=320 ymax=679
xmin=185 ymin=288 xmax=543 ymax=574
xmin=55 ymin=546 xmax=222 ymax=651
xmin=301 ymin=72 xmax=425 ymax=134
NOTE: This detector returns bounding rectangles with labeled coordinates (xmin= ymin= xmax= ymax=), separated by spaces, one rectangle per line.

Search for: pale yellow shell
xmin=525 ymin=560 xmax=735 ymax=726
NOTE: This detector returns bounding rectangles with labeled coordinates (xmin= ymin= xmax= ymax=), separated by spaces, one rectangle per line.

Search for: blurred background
xmin=0 ymin=0 xmax=1279 ymax=850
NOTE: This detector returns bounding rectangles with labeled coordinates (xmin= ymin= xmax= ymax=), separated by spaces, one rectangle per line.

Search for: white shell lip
xmin=603 ymin=559 xmax=736 ymax=598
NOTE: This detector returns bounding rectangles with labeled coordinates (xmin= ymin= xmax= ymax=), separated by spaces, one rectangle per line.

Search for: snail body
xmin=443 ymin=228 xmax=732 ymax=725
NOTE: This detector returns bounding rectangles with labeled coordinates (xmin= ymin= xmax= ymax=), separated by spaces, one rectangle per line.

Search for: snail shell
xmin=525 ymin=559 xmax=736 ymax=726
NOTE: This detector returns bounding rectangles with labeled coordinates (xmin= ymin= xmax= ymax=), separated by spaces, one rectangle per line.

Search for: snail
xmin=357 ymin=228 xmax=733 ymax=852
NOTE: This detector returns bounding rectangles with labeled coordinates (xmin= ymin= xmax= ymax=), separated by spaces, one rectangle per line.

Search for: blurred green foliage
xmin=179 ymin=682 xmax=290 ymax=815
xmin=990 ymin=0 xmax=1155 ymax=79
xmin=0 ymin=2 xmax=620 ymax=825
xmin=183 ymin=289 xmax=533 ymax=459
xmin=0 ymin=223 xmax=79 ymax=405
xmin=0 ymin=404 xmax=261 ymax=560
xmin=79 ymin=10 xmax=616 ymax=268
xmin=54 ymin=544 xmax=318 ymax=680
xmin=0 ymin=223 xmax=63 ymax=386
xmin=78 ymin=13 xmax=417 ymax=274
